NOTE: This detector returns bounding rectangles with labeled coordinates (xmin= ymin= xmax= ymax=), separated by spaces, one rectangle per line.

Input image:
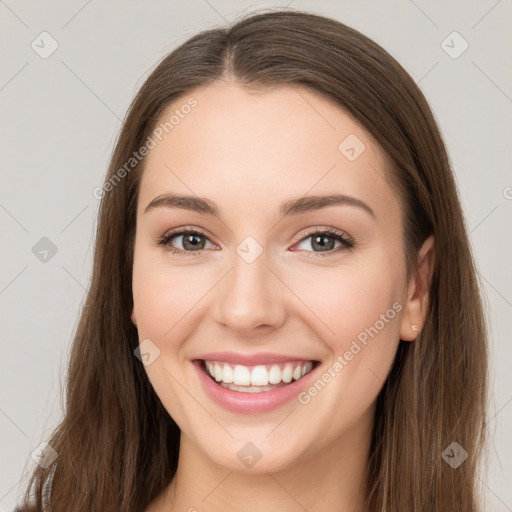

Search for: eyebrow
xmin=144 ymin=192 xmax=376 ymax=219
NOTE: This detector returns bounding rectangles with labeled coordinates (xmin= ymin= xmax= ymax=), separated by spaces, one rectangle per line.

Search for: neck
xmin=150 ymin=407 xmax=374 ymax=512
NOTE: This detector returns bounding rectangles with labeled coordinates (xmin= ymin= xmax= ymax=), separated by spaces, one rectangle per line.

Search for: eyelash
xmin=155 ymin=227 xmax=355 ymax=258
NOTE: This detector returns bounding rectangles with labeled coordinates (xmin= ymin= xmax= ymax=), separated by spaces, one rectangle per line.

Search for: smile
xmin=192 ymin=356 xmax=321 ymax=414
xmin=202 ymin=360 xmax=316 ymax=392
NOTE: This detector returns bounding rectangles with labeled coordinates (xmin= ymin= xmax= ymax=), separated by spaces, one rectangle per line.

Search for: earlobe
xmin=131 ymin=308 xmax=137 ymax=326
xmin=399 ymin=234 xmax=435 ymax=341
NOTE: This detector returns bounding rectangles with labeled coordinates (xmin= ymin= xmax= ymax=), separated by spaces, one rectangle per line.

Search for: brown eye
xmin=294 ymin=229 xmax=354 ymax=256
xmin=178 ymin=233 xmax=207 ymax=251
xmin=157 ymin=229 xmax=216 ymax=255
xmin=309 ymin=233 xmax=337 ymax=252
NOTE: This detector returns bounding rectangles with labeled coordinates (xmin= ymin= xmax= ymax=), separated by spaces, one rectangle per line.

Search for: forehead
xmin=137 ymin=82 xmax=400 ymax=224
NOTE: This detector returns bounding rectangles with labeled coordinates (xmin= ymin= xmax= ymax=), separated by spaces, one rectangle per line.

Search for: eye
xmin=293 ymin=228 xmax=354 ymax=256
xmin=155 ymin=226 xmax=355 ymax=257
xmin=156 ymin=228 xmax=216 ymax=256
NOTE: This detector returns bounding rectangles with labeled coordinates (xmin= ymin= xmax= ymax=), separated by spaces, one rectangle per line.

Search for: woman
xmin=16 ymin=8 xmax=488 ymax=512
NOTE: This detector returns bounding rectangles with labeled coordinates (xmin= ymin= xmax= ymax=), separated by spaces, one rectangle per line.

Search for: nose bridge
xmin=214 ymin=237 xmax=286 ymax=334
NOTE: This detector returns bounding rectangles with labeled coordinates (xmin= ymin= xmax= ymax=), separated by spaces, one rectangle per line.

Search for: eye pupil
xmin=312 ymin=234 xmax=335 ymax=251
xmin=183 ymin=234 xmax=205 ymax=251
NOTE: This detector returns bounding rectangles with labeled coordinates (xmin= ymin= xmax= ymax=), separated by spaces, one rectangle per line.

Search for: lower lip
xmin=192 ymin=360 xmax=319 ymax=414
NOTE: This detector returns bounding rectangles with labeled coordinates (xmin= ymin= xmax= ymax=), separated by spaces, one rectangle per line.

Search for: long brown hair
xmin=17 ymin=8 xmax=488 ymax=511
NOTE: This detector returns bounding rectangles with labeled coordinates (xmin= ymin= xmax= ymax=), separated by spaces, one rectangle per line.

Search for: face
xmin=131 ymin=81 xmax=424 ymax=473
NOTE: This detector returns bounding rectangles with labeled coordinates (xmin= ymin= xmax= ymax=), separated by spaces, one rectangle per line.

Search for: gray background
xmin=1 ymin=1 xmax=511 ymax=510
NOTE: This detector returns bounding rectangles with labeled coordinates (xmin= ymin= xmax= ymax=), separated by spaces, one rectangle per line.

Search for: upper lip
xmin=194 ymin=351 xmax=319 ymax=366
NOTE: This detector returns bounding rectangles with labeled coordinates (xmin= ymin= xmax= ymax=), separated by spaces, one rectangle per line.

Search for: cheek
xmin=288 ymin=255 xmax=404 ymax=397
xmin=132 ymin=255 xmax=208 ymax=340
xmin=131 ymin=257 xmax=219 ymax=400
xmin=289 ymin=257 xmax=403 ymax=346
xmin=131 ymin=259 xmax=207 ymax=426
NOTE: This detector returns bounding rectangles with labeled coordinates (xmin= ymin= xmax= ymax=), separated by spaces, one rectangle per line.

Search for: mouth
xmin=191 ymin=351 xmax=322 ymax=414
xmin=197 ymin=359 xmax=320 ymax=393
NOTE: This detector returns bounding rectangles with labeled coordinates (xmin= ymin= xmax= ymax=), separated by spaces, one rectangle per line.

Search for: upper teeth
xmin=204 ymin=361 xmax=314 ymax=386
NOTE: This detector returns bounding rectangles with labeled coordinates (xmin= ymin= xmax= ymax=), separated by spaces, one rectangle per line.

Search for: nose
xmin=213 ymin=248 xmax=287 ymax=337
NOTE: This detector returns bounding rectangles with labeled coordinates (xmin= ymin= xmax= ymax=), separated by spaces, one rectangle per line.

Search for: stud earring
xmin=411 ymin=325 xmax=419 ymax=332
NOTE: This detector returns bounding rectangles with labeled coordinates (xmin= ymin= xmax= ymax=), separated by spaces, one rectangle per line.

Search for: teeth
xmin=214 ymin=363 xmax=223 ymax=382
xmin=222 ymin=363 xmax=233 ymax=383
xmin=250 ymin=365 xmax=269 ymax=386
xmin=203 ymin=360 xmax=314 ymax=387
xmin=233 ymin=365 xmax=251 ymax=385
xmin=282 ymin=365 xmax=293 ymax=383
xmin=268 ymin=365 xmax=281 ymax=384
xmin=219 ymin=382 xmax=281 ymax=393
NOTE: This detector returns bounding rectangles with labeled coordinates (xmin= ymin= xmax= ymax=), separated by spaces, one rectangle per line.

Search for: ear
xmin=131 ymin=307 xmax=137 ymax=326
xmin=399 ymin=234 xmax=435 ymax=341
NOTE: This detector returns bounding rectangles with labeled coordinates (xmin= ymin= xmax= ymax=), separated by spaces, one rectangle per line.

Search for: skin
xmin=131 ymin=81 xmax=435 ymax=512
